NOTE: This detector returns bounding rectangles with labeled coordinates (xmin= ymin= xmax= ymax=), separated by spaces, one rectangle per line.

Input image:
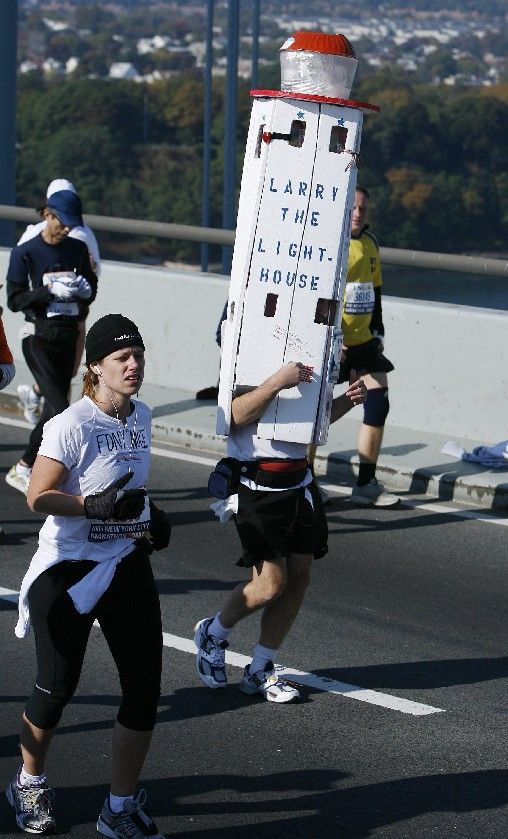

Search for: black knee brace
xmin=363 ymin=387 xmax=389 ymax=428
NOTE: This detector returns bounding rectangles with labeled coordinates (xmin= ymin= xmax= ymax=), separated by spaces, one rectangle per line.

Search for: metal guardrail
xmin=379 ymin=247 xmax=508 ymax=278
xmin=1 ymin=204 xmax=507 ymax=277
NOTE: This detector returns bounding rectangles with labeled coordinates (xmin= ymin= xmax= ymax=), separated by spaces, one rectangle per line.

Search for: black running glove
xmin=139 ymin=500 xmax=172 ymax=554
xmin=84 ymin=472 xmax=147 ymax=522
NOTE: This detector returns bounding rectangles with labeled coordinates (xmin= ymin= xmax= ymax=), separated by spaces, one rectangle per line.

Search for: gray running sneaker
xmin=351 ymin=478 xmax=400 ymax=507
xmin=5 ymin=463 xmax=32 ymax=496
xmin=97 ymin=789 xmax=164 ymax=838
xmin=194 ymin=617 xmax=228 ymax=688
xmin=240 ymin=662 xmax=300 ymax=703
xmin=17 ymin=384 xmax=41 ymax=426
xmin=5 ymin=768 xmax=56 ymax=834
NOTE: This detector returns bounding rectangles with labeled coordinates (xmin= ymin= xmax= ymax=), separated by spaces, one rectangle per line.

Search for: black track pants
xmin=21 ymin=332 xmax=76 ymax=467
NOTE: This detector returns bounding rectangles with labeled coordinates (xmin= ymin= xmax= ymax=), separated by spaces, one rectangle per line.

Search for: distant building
xmin=43 ymin=57 xmax=63 ymax=74
xmin=137 ymin=35 xmax=181 ymax=55
xmin=108 ymin=62 xmax=141 ymax=81
xmin=42 ymin=17 xmax=69 ymax=33
xmin=19 ymin=60 xmax=38 ymax=74
xmin=66 ymin=57 xmax=79 ymax=74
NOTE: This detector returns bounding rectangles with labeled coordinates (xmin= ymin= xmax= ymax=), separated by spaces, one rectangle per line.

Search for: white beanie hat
xmin=46 ymin=178 xmax=76 ymax=198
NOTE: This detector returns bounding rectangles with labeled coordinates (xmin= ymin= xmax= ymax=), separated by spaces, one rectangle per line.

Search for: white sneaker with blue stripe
xmin=194 ymin=617 xmax=228 ymax=688
xmin=240 ymin=661 xmax=300 ymax=703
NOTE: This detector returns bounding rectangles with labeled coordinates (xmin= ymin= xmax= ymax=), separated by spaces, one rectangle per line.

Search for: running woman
xmin=6 ymin=314 xmax=171 ymax=837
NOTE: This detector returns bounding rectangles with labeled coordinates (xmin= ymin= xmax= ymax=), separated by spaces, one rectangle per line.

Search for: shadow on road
xmin=314 ymin=655 xmax=508 ymax=690
xmin=1 ymin=767 xmax=505 ymax=837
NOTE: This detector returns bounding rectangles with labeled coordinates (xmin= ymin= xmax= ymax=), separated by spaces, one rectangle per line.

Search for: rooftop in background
xmin=17 ymin=0 xmax=507 ymax=88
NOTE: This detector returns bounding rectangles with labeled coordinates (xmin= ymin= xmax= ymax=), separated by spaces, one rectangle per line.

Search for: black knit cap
xmin=85 ymin=314 xmax=145 ymax=364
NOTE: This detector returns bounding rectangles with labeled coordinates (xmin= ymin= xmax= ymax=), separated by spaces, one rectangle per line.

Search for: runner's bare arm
xmin=231 ymin=362 xmax=313 ymax=427
xmin=330 ymin=370 xmax=367 ymax=423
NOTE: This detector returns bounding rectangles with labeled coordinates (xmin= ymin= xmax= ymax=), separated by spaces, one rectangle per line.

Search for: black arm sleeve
xmin=7 ymin=284 xmax=53 ymax=314
xmin=75 ymin=244 xmax=98 ymax=304
xmin=370 ymin=287 xmax=384 ymax=337
xmin=6 ymin=248 xmax=53 ymax=314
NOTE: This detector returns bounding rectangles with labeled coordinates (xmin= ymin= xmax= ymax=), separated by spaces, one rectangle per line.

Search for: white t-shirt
xmin=226 ymin=422 xmax=311 ymax=493
xmin=227 ymin=422 xmax=307 ymax=461
xmin=17 ymin=222 xmax=101 ymax=277
xmin=15 ymin=396 xmax=153 ymax=637
xmin=37 ymin=396 xmax=151 ymax=561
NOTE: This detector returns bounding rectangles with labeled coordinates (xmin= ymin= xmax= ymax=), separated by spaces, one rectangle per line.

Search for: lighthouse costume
xmin=218 ymin=31 xmax=379 ymax=447
xmin=194 ymin=35 xmax=376 ymax=705
xmin=210 ymin=32 xmax=379 ymax=540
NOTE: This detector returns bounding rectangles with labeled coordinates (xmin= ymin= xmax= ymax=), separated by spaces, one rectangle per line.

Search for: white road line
xmin=151 ymin=446 xmax=218 ymax=468
xmin=0 ymin=586 xmax=19 ymax=603
xmin=0 ymin=587 xmax=443 ymax=716
xmin=314 ymin=481 xmax=508 ymax=528
xmin=0 ymin=416 xmax=33 ymax=431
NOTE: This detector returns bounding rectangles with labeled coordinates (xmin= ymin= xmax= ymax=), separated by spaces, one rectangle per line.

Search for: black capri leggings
xmin=25 ymin=547 xmax=162 ymax=731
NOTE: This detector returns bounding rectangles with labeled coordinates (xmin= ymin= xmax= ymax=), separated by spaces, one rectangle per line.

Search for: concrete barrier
xmin=1 ymin=248 xmax=506 ymax=443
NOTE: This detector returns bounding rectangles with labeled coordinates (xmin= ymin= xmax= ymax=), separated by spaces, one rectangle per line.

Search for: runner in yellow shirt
xmin=338 ymin=186 xmax=399 ymax=506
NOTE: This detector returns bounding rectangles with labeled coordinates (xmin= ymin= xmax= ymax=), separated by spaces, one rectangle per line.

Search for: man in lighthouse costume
xmin=195 ymin=33 xmax=376 ymax=703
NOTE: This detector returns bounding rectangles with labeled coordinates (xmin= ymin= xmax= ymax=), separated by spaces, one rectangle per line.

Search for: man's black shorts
xmin=234 ymin=480 xmax=328 ymax=567
xmin=338 ymin=337 xmax=394 ymax=383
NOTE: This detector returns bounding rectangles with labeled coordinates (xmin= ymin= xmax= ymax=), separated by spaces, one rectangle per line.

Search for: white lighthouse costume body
xmin=217 ymin=32 xmax=379 ymax=445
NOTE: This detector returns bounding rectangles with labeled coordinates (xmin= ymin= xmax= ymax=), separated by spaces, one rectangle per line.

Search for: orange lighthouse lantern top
xmin=281 ymin=31 xmax=357 ymax=57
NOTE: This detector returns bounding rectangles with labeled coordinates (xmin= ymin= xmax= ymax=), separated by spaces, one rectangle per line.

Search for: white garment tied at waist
xmin=15 ymin=546 xmax=134 ymax=639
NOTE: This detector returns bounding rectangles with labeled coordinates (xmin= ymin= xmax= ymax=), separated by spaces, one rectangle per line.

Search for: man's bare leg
xmin=258 ymin=553 xmax=312 ymax=649
xmin=219 ymin=557 xmax=288 ymax=628
xmin=354 ymin=372 xmax=399 ymax=506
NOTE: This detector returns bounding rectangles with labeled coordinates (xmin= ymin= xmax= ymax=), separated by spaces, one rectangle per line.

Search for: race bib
xmin=344 ymin=281 xmax=375 ymax=315
xmin=46 ymin=301 xmax=80 ymax=318
xmin=43 ymin=271 xmax=79 ymax=318
xmin=87 ymin=496 xmax=151 ymax=543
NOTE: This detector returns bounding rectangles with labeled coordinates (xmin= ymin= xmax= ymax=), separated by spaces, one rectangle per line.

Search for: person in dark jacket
xmin=5 ymin=188 xmax=98 ymax=495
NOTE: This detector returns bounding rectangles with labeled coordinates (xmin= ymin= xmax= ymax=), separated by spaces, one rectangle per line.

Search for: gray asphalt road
xmin=0 ymin=421 xmax=506 ymax=838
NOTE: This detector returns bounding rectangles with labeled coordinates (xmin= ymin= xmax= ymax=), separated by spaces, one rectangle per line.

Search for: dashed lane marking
xmin=318 ymin=479 xmax=508 ymax=527
xmin=0 ymin=587 xmax=443 ymax=716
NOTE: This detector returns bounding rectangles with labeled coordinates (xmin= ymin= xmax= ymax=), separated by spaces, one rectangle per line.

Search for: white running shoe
xmin=351 ymin=478 xmax=400 ymax=507
xmin=17 ymin=385 xmax=41 ymax=426
xmin=239 ymin=662 xmax=300 ymax=703
xmin=194 ymin=617 xmax=228 ymax=688
xmin=97 ymin=789 xmax=164 ymax=838
xmin=6 ymin=463 xmax=32 ymax=496
xmin=5 ymin=768 xmax=56 ymax=834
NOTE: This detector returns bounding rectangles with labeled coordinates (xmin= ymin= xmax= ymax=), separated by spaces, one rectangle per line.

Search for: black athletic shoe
xmin=97 ymin=789 xmax=164 ymax=838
